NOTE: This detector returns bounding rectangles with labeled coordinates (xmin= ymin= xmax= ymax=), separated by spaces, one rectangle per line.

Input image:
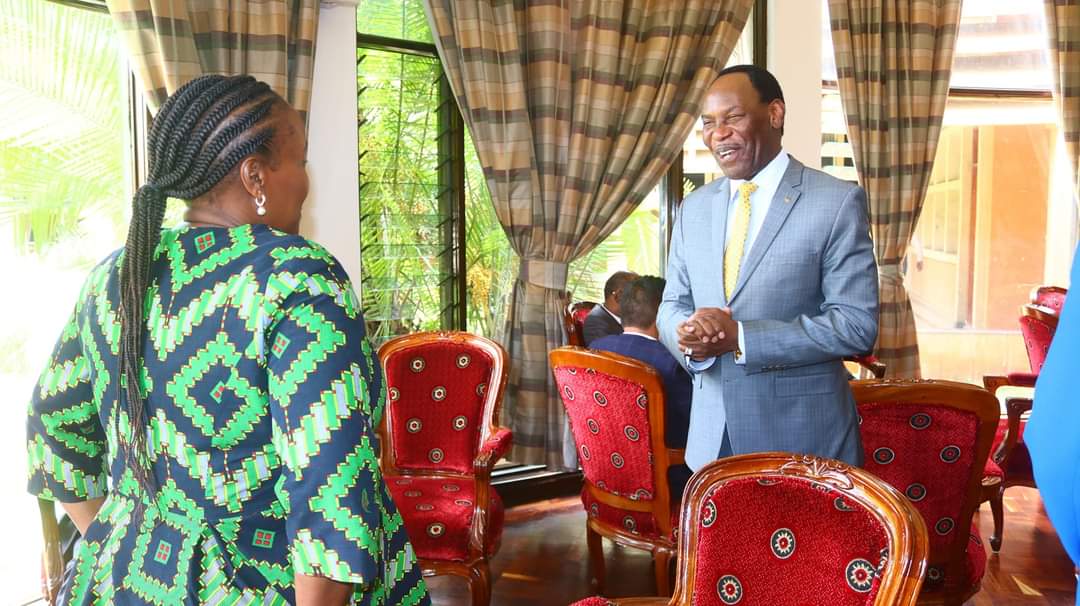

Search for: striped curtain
xmin=425 ymin=0 xmax=752 ymax=467
xmin=106 ymin=0 xmax=318 ymax=120
xmin=828 ymin=0 xmax=962 ymax=379
xmin=1046 ymin=0 xmax=1080 ymax=198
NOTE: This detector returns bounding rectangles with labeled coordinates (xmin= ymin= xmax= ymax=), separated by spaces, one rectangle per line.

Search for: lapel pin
xmin=784 ymin=196 xmax=792 ymax=204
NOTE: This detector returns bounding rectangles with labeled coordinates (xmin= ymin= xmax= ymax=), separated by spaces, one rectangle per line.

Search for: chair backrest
xmin=1019 ymin=304 xmax=1059 ymax=375
xmin=378 ymin=331 xmax=508 ymax=475
xmin=550 ymin=346 xmax=676 ymax=541
xmin=668 ymin=453 xmax=928 ymax=606
xmin=1030 ymin=285 xmax=1067 ymax=314
xmin=565 ymin=301 xmax=597 ymax=347
xmin=852 ymin=379 xmax=997 ymax=594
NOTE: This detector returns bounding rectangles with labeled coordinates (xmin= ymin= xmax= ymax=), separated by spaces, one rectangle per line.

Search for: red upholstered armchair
xmin=377 ymin=331 xmax=512 ymax=606
xmin=570 ymin=452 xmax=929 ymax=606
xmin=565 ymin=301 xmax=598 ymax=347
xmin=852 ymin=380 xmax=998 ymax=605
xmin=980 ymin=302 xmax=1060 ymax=551
xmin=550 ymin=346 xmax=685 ymax=596
xmin=1031 ymin=284 xmax=1067 ymax=314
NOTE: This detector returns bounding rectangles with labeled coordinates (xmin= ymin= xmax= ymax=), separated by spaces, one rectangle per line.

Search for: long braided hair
xmin=118 ymin=75 xmax=282 ymax=497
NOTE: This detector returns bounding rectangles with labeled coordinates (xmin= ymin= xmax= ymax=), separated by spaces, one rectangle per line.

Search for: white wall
xmin=767 ymin=0 xmax=823 ymax=169
xmin=302 ymin=1 xmax=362 ymax=286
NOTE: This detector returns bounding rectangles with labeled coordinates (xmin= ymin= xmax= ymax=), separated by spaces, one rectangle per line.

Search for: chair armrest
xmin=468 ymin=427 xmax=512 ymax=557
xmin=612 ymin=598 xmax=672 ymax=605
xmin=667 ymin=449 xmax=685 ymax=467
xmin=1006 ymin=372 xmax=1037 ymax=388
xmin=994 ymin=397 xmax=1033 ymax=466
xmin=844 ymin=354 xmax=886 ymax=378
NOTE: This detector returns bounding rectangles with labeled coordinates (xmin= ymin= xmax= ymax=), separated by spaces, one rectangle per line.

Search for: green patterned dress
xmin=26 ymin=224 xmax=430 ymax=605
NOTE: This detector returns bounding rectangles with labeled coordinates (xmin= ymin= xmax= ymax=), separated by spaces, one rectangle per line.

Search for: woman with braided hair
xmin=26 ymin=75 xmax=430 ymax=606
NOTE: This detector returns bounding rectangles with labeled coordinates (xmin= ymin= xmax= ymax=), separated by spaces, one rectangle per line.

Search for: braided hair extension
xmin=118 ymin=75 xmax=282 ymax=499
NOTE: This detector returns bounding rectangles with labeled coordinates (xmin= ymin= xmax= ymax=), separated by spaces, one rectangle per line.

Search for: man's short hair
xmin=619 ymin=276 xmax=666 ymax=328
xmin=715 ymin=64 xmax=785 ymax=105
xmin=604 ymin=271 xmax=639 ymax=300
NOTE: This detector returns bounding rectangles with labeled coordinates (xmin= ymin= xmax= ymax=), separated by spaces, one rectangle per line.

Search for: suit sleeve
xmin=582 ymin=313 xmax=604 ymax=346
xmin=741 ymin=185 xmax=879 ymax=372
xmin=658 ymin=205 xmax=698 ymax=371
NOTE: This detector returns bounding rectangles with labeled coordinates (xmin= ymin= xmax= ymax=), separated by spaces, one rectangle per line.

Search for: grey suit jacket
xmin=657 ymin=156 xmax=878 ymax=468
xmin=583 ymin=304 xmax=622 ymax=346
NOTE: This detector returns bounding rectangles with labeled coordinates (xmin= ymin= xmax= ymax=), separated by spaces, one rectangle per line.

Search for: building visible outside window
xmin=820 ymin=0 xmax=1078 ymax=385
xmin=0 ymin=0 xmax=135 ymax=600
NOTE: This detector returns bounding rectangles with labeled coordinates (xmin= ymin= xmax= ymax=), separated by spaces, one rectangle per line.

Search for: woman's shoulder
xmin=255 ymin=226 xmax=349 ymax=283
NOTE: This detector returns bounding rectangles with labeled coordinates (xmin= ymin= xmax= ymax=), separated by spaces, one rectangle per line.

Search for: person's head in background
xmin=604 ymin=270 xmax=640 ymax=318
xmin=619 ymin=276 xmax=666 ymax=337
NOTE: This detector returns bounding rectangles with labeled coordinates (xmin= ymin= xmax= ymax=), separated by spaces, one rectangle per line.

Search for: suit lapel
xmin=729 ymin=158 xmax=805 ymax=303
xmin=711 ymin=178 xmax=732 ymax=306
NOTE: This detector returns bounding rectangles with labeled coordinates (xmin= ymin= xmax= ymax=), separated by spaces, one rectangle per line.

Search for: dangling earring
xmin=254 ymin=192 xmax=267 ymax=216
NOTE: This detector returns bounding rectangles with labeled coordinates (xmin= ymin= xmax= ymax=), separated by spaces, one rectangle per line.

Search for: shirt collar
xmin=728 ymin=147 xmax=789 ymax=201
xmin=622 ymin=329 xmax=658 ymax=341
xmin=599 ymin=303 xmax=621 ymax=324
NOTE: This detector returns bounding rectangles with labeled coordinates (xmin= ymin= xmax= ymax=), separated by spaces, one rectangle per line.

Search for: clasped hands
xmin=677 ymin=307 xmax=738 ymax=361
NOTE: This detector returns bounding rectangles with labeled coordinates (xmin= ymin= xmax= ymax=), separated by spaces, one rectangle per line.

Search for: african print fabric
xmin=27 ymin=224 xmax=430 ymax=605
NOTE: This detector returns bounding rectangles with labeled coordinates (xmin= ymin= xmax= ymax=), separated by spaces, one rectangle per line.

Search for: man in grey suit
xmin=657 ymin=65 xmax=878 ymax=471
xmin=583 ymin=270 xmax=638 ymax=345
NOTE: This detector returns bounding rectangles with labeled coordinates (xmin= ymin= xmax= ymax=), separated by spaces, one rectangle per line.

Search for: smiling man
xmin=657 ymin=65 xmax=879 ymax=471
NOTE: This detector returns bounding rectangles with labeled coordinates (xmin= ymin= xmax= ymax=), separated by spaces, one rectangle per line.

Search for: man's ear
xmin=238 ymin=156 xmax=266 ymax=198
xmin=769 ymin=99 xmax=786 ymax=132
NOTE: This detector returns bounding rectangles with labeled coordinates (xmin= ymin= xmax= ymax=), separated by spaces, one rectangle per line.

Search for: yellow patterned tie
xmin=724 ymin=182 xmax=757 ymax=300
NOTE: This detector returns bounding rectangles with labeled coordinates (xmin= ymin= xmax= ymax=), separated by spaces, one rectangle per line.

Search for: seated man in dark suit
xmin=583 ymin=270 xmax=638 ymax=345
xmin=591 ymin=276 xmax=693 ymax=497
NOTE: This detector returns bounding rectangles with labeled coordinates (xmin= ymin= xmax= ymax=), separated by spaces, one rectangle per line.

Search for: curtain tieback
xmin=519 ymin=258 xmax=569 ymax=290
xmin=878 ymin=263 xmax=904 ymax=288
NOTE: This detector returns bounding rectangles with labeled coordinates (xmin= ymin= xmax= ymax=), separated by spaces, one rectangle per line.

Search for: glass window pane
xmin=357 ymin=0 xmax=433 ymax=44
xmin=357 ymin=49 xmax=446 ymax=344
xmin=465 ymin=136 xmax=516 ymax=340
xmin=0 ymin=1 xmax=131 ymax=601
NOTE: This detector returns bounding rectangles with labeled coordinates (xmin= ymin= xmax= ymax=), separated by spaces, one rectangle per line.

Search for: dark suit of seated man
xmin=591 ymin=275 xmax=693 ymax=497
xmin=582 ymin=270 xmax=638 ymax=346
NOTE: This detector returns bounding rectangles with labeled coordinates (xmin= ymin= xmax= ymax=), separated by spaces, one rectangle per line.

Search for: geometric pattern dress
xmin=26 ymin=224 xmax=431 ymax=606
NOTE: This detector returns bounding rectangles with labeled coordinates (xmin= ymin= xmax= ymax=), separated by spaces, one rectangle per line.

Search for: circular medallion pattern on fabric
xmin=757 ymin=478 xmax=780 ymax=486
xmin=431 ymin=386 xmax=447 ymax=402
xmin=701 ymin=499 xmax=718 ymax=528
xmin=456 ymin=354 xmax=471 ymax=369
xmin=717 ymin=575 xmax=743 ymax=604
xmin=389 ymin=387 xmax=400 ymax=401
xmin=846 ymin=559 xmax=875 ymax=593
xmin=580 ymin=444 xmax=591 ymax=460
xmin=404 ymin=490 xmax=422 ymax=498
xmin=454 ymin=499 xmax=473 ymax=507
xmin=927 ymin=566 xmax=943 ymax=582
xmin=935 ymin=517 xmax=955 ymax=536
xmin=872 ymin=447 xmax=895 ymax=465
xmin=562 ymin=385 xmax=575 ymax=401
xmin=636 ymin=393 xmax=648 ymax=410
xmin=770 ymin=528 xmax=796 ymax=559
xmin=622 ymin=516 xmax=638 ymax=533
xmin=834 ymin=497 xmax=856 ymax=512
xmin=905 ymin=483 xmax=927 ymax=502
xmin=410 ymin=357 xmax=425 ymax=373
xmin=394 ymin=478 xmax=412 ymax=486
xmin=567 ymin=368 xmax=578 ymax=375
xmin=452 ymin=415 xmax=468 ymax=431
xmin=406 ymin=418 xmax=423 ymax=433
xmin=610 ymin=452 xmax=625 ymax=469
xmin=624 ymin=425 xmax=641 ymax=442
xmin=597 ymin=480 xmax=608 ymax=491
xmin=857 ymin=413 xmax=863 ymax=425
xmin=939 ymin=445 xmax=961 ymax=464
xmin=909 ymin=412 xmax=932 ymax=430
xmin=442 ymin=483 xmax=461 ymax=492
xmin=593 ymin=390 xmax=608 ymax=406
xmin=477 ymin=383 xmax=487 ymax=397
xmin=589 ymin=503 xmax=599 ymax=517
xmin=428 ymin=448 xmax=444 ymax=463
xmin=416 ymin=504 xmax=434 ymax=511
xmin=632 ymin=488 xmax=652 ymax=501
xmin=587 ymin=418 xmax=600 ymax=434
xmin=426 ymin=523 xmax=445 ymax=538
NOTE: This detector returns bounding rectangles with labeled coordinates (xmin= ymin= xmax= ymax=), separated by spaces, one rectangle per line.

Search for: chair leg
xmin=586 ymin=524 xmax=606 ymax=593
xmin=989 ymin=486 xmax=1005 ymax=552
xmin=467 ymin=559 xmax=492 ymax=606
xmin=653 ymin=549 xmax=673 ymax=597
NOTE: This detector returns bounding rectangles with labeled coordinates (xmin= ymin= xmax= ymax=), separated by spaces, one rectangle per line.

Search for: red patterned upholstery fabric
xmin=857 ymin=402 xmax=985 ymax=587
xmin=1020 ymin=312 xmax=1055 ymax=374
xmin=556 ymin=367 xmax=657 ymax=501
xmin=1005 ymin=372 xmax=1037 ymax=388
xmin=383 ymin=341 xmax=494 ymax=473
xmin=386 ymin=476 xmax=504 ymax=561
xmin=924 ymin=524 xmax=987 ymax=590
xmin=582 ymin=490 xmax=678 ymax=541
xmin=1033 ymin=288 xmax=1067 ymax=314
xmin=568 ymin=598 xmax=615 ymax=606
xmin=572 ymin=306 xmax=593 ymax=333
xmin=689 ymin=476 xmax=888 ymax=606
